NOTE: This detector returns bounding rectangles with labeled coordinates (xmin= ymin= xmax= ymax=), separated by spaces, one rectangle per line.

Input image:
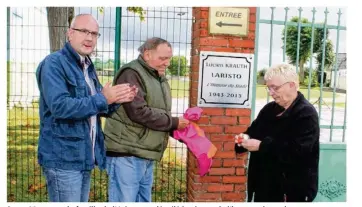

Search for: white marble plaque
xmin=197 ymin=51 xmax=254 ymax=108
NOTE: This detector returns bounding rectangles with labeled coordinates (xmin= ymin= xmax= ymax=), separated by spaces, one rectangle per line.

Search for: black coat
xmin=235 ymin=92 xmax=320 ymax=202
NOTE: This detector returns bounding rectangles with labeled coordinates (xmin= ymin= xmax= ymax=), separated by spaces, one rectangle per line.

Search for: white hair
xmin=264 ymin=63 xmax=300 ymax=89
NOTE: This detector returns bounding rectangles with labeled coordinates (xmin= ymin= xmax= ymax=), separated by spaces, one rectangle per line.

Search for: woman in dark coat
xmin=235 ymin=63 xmax=320 ymax=202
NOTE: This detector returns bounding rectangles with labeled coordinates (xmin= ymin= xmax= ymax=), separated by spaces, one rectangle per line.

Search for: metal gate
xmin=252 ymin=7 xmax=347 ymax=201
xmin=7 ymin=6 xmax=192 ymax=202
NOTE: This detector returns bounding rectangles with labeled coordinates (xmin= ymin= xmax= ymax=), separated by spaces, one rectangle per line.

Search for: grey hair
xmin=138 ymin=37 xmax=172 ymax=55
xmin=264 ymin=63 xmax=300 ymax=89
xmin=70 ymin=14 xmax=98 ymax=28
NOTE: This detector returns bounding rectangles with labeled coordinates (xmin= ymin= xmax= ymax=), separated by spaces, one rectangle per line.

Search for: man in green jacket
xmin=103 ymin=37 xmax=189 ymax=202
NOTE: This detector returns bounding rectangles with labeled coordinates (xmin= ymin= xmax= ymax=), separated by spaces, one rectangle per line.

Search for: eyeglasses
xmin=71 ymin=28 xmax=101 ymax=38
xmin=265 ymin=82 xmax=290 ymax=93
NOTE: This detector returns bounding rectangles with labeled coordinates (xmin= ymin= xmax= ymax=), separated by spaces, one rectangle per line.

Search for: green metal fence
xmin=7 ymin=6 xmax=192 ymax=202
xmin=252 ymin=7 xmax=347 ymax=202
xmin=252 ymin=7 xmax=347 ymax=143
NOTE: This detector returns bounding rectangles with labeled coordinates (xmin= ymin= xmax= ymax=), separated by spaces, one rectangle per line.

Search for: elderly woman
xmin=235 ymin=63 xmax=320 ymax=202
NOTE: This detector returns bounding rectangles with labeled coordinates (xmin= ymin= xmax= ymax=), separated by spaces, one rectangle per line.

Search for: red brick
xmin=191 ymin=192 xmax=222 ymax=201
xmin=199 ymin=46 xmax=215 ymax=52
xmin=207 ymin=184 xmax=234 ymax=192
xmin=193 ymin=10 xmax=201 ymax=21
xmin=190 ymin=88 xmax=198 ymax=97
xmin=191 ymin=80 xmax=199 ymax=89
xmin=201 ymin=108 xmax=224 ymax=116
xmin=235 ymin=184 xmax=247 ymax=191
xmin=200 ymin=29 xmax=208 ymax=37
xmin=249 ymin=7 xmax=257 ymax=14
xmin=199 ymin=176 xmax=222 ymax=183
xmin=201 ymin=125 xmax=223 ymax=133
xmin=223 ymin=159 xmax=245 ymax=167
xmin=223 ymin=142 xmax=237 ymax=151
xmin=189 ymin=181 xmax=207 ymax=191
xmin=200 ymin=20 xmax=208 ymax=28
xmin=211 ymin=116 xmax=237 ymax=125
xmin=229 ymin=39 xmax=255 ymax=48
xmin=213 ymin=142 xmax=223 ymax=151
xmin=191 ymin=56 xmax=200 ymax=67
xmin=190 ymin=71 xmax=199 ymax=81
xmin=214 ymin=151 xmax=236 ymax=159
xmin=195 ymin=116 xmax=209 ymax=124
xmin=213 ymin=47 xmax=235 ymax=52
xmin=236 ymin=167 xmax=246 ymax=176
xmin=200 ymin=38 xmax=229 ymax=47
xmin=225 ymin=126 xmax=248 ymax=134
xmin=209 ymin=167 xmax=235 ymax=175
xmin=223 ymin=176 xmax=247 ymax=184
xmin=221 ymin=192 xmax=243 ymax=201
xmin=200 ymin=11 xmax=209 ymax=19
xmin=249 ymin=23 xmax=256 ymax=31
xmin=210 ymin=134 xmax=234 ymax=142
xmin=238 ymin=117 xmax=251 ymax=125
xmin=225 ymin=109 xmax=251 ymax=116
xmin=250 ymin=14 xmax=256 ymax=23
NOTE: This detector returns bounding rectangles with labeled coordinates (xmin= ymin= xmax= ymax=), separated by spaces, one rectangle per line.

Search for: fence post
xmin=7 ymin=7 xmax=11 ymax=107
xmin=114 ymin=7 xmax=122 ymax=74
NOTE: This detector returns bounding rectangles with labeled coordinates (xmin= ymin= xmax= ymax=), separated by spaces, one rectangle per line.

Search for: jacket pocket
xmin=65 ymin=76 xmax=87 ymax=98
xmin=51 ymin=120 xmax=87 ymax=162
xmin=137 ymin=130 xmax=165 ymax=151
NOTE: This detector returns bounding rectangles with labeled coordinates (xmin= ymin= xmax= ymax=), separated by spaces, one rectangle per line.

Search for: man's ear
xmin=67 ymin=28 xmax=73 ymax=41
xmin=143 ymin=50 xmax=151 ymax=61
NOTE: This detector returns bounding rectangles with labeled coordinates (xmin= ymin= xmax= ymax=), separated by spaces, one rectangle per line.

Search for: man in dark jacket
xmin=235 ymin=63 xmax=320 ymax=202
xmin=36 ymin=14 xmax=137 ymax=202
xmin=103 ymin=37 xmax=189 ymax=202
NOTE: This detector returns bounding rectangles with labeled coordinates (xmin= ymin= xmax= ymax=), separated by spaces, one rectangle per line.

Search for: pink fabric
xmin=173 ymin=107 xmax=214 ymax=176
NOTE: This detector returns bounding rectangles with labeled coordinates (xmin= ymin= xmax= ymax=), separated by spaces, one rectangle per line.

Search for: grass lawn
xmin=7 ymin=107 xmax=186 ymax=202
xmin=7 ymin=77 xmax=345 ymax=201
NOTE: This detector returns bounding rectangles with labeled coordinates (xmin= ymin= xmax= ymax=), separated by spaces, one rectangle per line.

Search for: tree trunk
xmin=46 ymin=7 xmax=74 ymax=53
xmin=299 ymin=60 xmax=305 ymax=84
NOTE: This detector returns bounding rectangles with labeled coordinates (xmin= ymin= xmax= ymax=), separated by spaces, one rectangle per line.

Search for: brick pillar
xmin=187 ymin=7 xmax=256 ymax=202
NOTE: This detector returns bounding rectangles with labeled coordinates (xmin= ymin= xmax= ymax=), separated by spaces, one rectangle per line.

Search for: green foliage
xmin=282 ymin=17 xmax=312 ymax=66
xmin=303 ymin=68 xmax=319 ymax=87
xmin=281 ymin=17 xmax=335 ymax=84
xmin=257 ymin=68 xmax=267 ymax=80
xmin=127 ymin=7 xmax=146 ymax=21
xmin=167 ymin=56 xmax=189 ymax=76
xmin=316 ymin=39 xmax=335 ymax=72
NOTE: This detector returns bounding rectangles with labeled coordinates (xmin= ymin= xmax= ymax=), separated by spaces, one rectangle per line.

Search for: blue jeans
xmin=42 ymin=167 xmax=91 ymax=202
xmin=106 ymin=156 xmax=154 ymax=202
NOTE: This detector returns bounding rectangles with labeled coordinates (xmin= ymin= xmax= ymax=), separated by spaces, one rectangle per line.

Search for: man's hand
xmin=177 ymin=117 xmax=189 ymax=130
xmin=102 ymin=82 xmax=136 ymax=104
xmin=114 ymin=85 xmax=138 ymax=104
xmin=241 ymin=139 xmax=261 ymax=152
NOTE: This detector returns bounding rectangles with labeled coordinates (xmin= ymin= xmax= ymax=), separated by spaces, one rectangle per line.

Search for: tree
xmin=167 ymin=56 xmax=188 ymax=76
xmin=282 ymin=17 xmax=335 ymax=85
xmin=46 ymin=7 xmax=74 ymax=53
xmin=316 ymin=39 xmax=335 ymax=71
xmin=46 ymin=7 xmax=145 ymax=53
xmin=316 ymin=39 xmax=335 ymax=86
xmin=282 ymin=17 xmax=312 ymax=84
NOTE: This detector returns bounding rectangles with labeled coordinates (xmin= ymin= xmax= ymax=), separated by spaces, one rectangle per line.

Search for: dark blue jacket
xmin=36 ymin=42 xmax=118 ymax=171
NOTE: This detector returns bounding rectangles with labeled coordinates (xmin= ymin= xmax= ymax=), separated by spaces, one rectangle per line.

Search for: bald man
xmin=35 ymin=14 xmax=137 ymax=202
